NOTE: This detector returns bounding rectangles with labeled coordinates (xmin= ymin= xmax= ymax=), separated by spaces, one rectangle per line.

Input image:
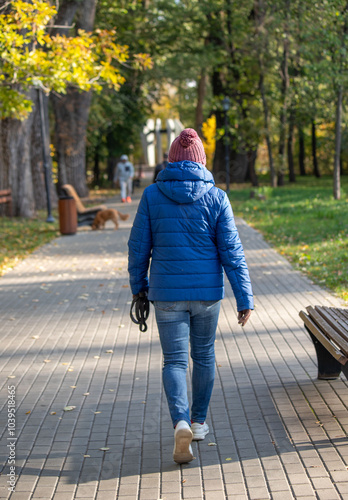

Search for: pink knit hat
xmin=168 ymin=128 xmax=206 ymax=165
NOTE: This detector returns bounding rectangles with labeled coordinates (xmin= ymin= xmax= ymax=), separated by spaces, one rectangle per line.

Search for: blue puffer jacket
xmin=128 ymin=161 xmax=253 ymax=311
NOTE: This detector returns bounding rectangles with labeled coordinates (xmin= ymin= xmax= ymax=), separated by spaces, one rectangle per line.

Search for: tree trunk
xmin=278 ymin=37 xmax=290 ymax=187
xmin=255 ymin=0 xmax=276 ymax=187
xmin=230 ymin=151 xmax=248 ymax=183
xmin=51 ymin=0 xmax=98 ymax=197
xmin=195 ymin=69 xmax=207 ymax=138
xmin=311 ymin=120 xmax=321 ymax=178
xmin=259 ymin=72 xmax=276 ymax=187
xmin=94 ymin=142 xmax=100 ymax=186
xmin=1 ymin=114 xmax=35 ymax=218
xmin=298 ymin=126 xmax=306 ymax=175
xmin=107 ymin=156 xmax=116 ymax=183
xmin=288 ymin=107 xmax=295 ymax=182
xmin=52 ymin=90 xmax=92 ymax=196
xmin=211 ymin=69 xmax=226 ymax=184
xmin=333 ymin=86 xmax=343 ymax=200
xmin=247 ymin=149 xmax=259 ymax=186
xmin=0 ymin=120 xmax=7 ymax=216
xmin=30 ymin=90 xmax=57 ymax=210
xmin=0 ymin=120 xmax=7 ymax=190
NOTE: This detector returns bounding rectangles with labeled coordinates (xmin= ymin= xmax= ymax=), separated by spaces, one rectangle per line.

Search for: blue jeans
xmin=154 ymin=300 xmax=221 ymax=428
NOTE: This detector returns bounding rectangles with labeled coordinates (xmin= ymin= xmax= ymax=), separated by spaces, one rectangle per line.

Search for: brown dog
xmin=91 ymin=208 xmax=130 ymax=230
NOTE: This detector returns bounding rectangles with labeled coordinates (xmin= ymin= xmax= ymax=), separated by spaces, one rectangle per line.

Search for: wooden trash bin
xmin=58 ymin=196 xmax=77 ymax=235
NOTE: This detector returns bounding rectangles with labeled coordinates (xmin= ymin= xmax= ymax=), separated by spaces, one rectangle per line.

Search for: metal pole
xmin=224 ymin=106 xmax=230 ymax=193
xmin=37 ymin=88 xmax=55 ymax=222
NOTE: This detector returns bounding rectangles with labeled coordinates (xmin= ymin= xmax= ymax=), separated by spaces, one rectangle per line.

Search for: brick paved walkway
xmin=0 ymin=186 xmax=347 ymax=500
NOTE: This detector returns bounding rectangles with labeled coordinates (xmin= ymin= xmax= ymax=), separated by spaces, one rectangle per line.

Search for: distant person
xmin=128 ymin=128 xmax=253 ymax=464
xmin=113 ymin=155 xmax=134 ymax=203
xmin=153 ymin=153 xmax=169 ymax=183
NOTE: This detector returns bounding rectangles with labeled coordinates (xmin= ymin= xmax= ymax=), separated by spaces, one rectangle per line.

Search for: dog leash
xmin=130 ymin=292 xmax=150 ymax=332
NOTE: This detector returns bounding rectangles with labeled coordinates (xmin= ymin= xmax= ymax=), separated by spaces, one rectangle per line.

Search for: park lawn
xmin=0 ymin=187 xmax=118 ymax=276
xmin=0 ymin=211 xmax=60 ymax=276
xmin=229 ymin=176 xmax=348 ymax=303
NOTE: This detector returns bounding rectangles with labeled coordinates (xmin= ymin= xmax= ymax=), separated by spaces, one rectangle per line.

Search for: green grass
xmin=0 ymin=187 xmax=118 ymax=276
xmin=229 ymin=176 xmax=348 ymax=303
xmin=0 ymin=210 xmax=60 ymax=275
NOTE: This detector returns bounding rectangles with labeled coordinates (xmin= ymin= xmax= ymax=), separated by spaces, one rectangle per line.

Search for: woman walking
xmin=128 ymin=128 xmax=253 ymax=464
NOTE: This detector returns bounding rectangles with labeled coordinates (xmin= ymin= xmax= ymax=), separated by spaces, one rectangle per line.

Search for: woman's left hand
xmin=237 ymin=309 xmax=252 ymax=327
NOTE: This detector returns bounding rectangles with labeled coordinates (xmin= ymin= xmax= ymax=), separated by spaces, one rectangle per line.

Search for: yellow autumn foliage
xmin=202 ymin=115 xmax=216 ymax=170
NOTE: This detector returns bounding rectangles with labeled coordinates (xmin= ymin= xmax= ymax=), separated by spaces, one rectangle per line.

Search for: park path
xmin=0 ymin=182 xmax=347 ymax=500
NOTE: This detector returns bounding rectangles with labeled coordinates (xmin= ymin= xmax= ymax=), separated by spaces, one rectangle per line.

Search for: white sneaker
xmin=173 ymin=420 xmax=194 ymax=464
xmin=191 ymin=422 xmax=209 ymax=441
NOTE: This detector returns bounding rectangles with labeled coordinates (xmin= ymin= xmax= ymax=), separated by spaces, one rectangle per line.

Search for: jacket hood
xmin=156 ymin=160 xmax=215 ymax=203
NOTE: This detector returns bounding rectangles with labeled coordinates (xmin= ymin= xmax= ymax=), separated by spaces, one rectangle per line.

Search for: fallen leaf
xmin=62 ymin=363 xmax=69 ymax=365
xmin=43 ymin=360 xmax=51 ymax=363
xmin=105 ymin=350 xmax=113 ymax=353
xmin=94 ymin=356 xmax=100 ymax=359
xmin=225 ymin=458 xmax=232 ymax=461
xmin=70 ymin=386 xmax=76 ymax=389
xmin=83 ymin=393 xmax=90 ymax=396
xmin=99 ymin=447 xmax=110 ymax=451
xmin=122 ymin=285 xmax=129 ymax=288
xmin=119 ymin=325 xmax=125 ymax=328
xmin=31 ymin=335 xmax=39 ymax=339
xmin=68 ymin=368 xmax=74 ymax=372
xmin=25 ymin=411 xmax=31 ymax=415
xmin=182 ymin=479 xmax=187 ymax=483
xmin=208 ymin=442 xmax=217 ymax=446
xmin=108 ymin=389 xmax=114 ymax=392
xmin=50 ymin=412 xmax=56 ymax=415
xmin=113 ymin=308 xmax=119 ymax=311
xmin=84 ymin=454 xmax=90 ymax=458
xmin=94 ymin=411 xmax=101 ymax=414
xmin=87 ymin=308 xmax=95 ymax=311
xmin=63 ymin=406 xmax=76 ymax=411
xmin=7 ymin=375 xmax=16 ymax=379
xmin=142 ymin=401 xmax=146 ymax=404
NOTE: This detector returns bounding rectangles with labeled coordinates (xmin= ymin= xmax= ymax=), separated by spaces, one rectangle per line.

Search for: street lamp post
xmin=222 ymin=96 xmax=230 ymax=193
xmin=37 ymin=88 xmax=55 ymax=223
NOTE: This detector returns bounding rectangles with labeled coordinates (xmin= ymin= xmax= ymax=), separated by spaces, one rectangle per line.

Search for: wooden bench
xmin=61 ymin=184 xmax=107 ymax=227
xmin=299 ymin=305 xmax=348 ymax=380
xmin=0 ymin=189 xmax=13 ymax=216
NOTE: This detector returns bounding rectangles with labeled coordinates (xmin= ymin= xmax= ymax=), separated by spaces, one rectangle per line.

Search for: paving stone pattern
xmin=0 ymin=187 xmax=347 ymax=500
